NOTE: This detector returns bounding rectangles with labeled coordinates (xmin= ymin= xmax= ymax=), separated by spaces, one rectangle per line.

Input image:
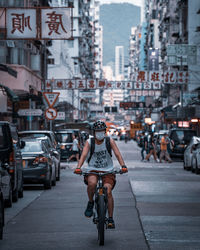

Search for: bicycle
xmin=79 ymin=169 xmax=124 ymax=246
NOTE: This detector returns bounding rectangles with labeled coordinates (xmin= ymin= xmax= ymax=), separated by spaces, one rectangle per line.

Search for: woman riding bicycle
xmin=74 ymin=120 xmax=128 ymax=229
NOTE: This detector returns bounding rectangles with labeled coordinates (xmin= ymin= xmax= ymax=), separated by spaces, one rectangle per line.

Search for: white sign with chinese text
xmin=6 ymin=9 xmax=37 ymax=39
xmin=41 ymin=8 xmax=72 ymax=39
xmin=4 ymin=8 xmax=72 ymax=40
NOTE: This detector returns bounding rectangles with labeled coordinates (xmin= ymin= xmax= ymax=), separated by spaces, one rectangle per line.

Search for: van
xmin=169 ymin=128 xmax=197 ymax=158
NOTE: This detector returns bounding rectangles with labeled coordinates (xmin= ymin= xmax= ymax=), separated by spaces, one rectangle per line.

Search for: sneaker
xmin=84 ymin=201 xmax=94 ymax=217
xmin=143 ymin=159 xmax=147 ymax=162
xmin=107 ymin=217 xmax=115 ymax=229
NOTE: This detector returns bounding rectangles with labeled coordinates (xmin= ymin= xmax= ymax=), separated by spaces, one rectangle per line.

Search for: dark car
xmin=9 ymin=124 xmax=24 ymax=201
xmin=169 ymin=128 xmax=197 ymax=158
xmin=36 ymin=136 xmax=59 ymax=184
xmin=19 ymin=130 xmax=60 ymax=180
xmin=21 ymin=139 xmax=53 ymax=189
xmin=0 ymin=184 xmax=4 ymax=240
xmin=0 ymin=121 xmax=23 ymax=207
xmin=54 ymin=130 xmax=74 ymax=161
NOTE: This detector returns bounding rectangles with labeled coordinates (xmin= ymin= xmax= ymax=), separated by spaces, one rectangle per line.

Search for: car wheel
xmin=52 ymin=168 xmax=56 ymax=187
xmin=12 ymin=187 xmax=18 ymax=203
xmin=195 ymin=159 xmax=200 ymax=175
xmin=0 ymin=198 xmax=4 ymax=240
xmin=44 ymin=172 xmax=52 ymax=190
xmin=191 ymin=158 xmax=195 ymax=173
xmin=18 ymin=178 xmax=24 ymax=198
xmin=5 ymin=182 xmax=12 ymax=208
xmin=56 ymin=164 xmax=61 ymax=181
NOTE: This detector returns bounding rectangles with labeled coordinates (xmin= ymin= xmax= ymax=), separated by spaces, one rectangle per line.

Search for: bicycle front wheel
xmin=97 ymin=195 xmax=106 ymax=246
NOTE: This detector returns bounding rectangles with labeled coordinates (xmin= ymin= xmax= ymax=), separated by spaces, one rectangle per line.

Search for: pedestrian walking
xmin=144 ymin=133 xmax=159 ymax=162
xmin=140 ymin=131 xmax=148 ymax=161
xmin=68 ymin=134 xmax=80 ymax=162
xmin=159 ymin=133 xmax=172 ymax=163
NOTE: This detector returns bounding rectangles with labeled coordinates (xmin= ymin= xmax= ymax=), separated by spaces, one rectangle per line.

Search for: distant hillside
xmin=100 ymin=3 xmax=140 ymax=66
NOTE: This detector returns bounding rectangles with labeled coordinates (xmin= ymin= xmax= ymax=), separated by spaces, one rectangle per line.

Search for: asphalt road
xmin=1 ymin=140 xmax=200 ymax=250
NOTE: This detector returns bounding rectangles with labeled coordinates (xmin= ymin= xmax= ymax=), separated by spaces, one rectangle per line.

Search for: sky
xmin=100 ymin=0 xmax=144 ymax=8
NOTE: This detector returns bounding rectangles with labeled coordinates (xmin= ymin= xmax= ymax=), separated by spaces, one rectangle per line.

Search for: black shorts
xmin=72 ymin=150 xmax=79 ymax=155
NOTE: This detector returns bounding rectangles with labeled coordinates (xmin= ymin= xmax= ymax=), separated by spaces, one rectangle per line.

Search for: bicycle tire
xmin=97 ymin=194 xmax=106 ymax=246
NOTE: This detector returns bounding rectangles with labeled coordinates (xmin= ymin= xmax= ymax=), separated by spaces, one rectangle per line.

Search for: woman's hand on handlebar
xmin=121 ymin=165 xmax=128 ymax=174
xmin=74 ymin=167 xmax=82 ymax=175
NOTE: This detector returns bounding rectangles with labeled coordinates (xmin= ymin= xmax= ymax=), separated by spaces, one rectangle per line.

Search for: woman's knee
xmin=88 ymin=176 xmax=97 ymax=188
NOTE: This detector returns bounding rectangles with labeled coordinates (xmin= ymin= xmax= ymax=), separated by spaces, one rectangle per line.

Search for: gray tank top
xmin=84 ymin=137 xmax=114 ymax=172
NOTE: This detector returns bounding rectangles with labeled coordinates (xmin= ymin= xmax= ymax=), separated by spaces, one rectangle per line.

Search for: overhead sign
xmin=2 ymin=7 xmax=72 ymax=40
xmin=120 ymin=102 xmax=146 ymax=109
xmin=18 ymin=109 xmax=43 ymax=116
xmin=43 ymin=92 xmax=60 ymax=107
xmin=167 ymin=44 xmax=197 ymax=65
xmin=45 ymin=108 xmax=57 ymax=120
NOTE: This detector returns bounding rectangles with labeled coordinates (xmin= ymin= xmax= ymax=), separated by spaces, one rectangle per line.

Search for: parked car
xmin=36 ymin=136 xmax=59 ymax=183
xmin=169 ymin=128 xmax=197 ymax=158
xmin=0 ymin=184 xmax=4 ymax=240
xmin=54 ymin=130 xmax=74 ymax=161
xmin=9 ymin=124 xmax=24 ymax=201
xmin=19 ymin=130 xmax=60 ymax=179
xmin=191 ymin=143 xmax=200 ymax=174
xmin=21 ymin=138 xmax=54 ymax=189
xmin=0 ymin=121 xmax=24 ymax=207
xmin=183 ymin=136 xmax=200 ymax=170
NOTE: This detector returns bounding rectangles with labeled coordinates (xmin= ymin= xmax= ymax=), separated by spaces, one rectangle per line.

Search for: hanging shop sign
xmin=1 ymin=7 xmax=72 ymax=40
xmin=167 ymin=44 xmax=197 ymax=66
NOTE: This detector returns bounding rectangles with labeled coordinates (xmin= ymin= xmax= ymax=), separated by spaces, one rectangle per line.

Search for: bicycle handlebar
xmin=77 ymin=169 xmax=124 ymax=176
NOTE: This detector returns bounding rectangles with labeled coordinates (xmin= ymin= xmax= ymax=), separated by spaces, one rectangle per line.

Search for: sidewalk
xmin=1 ymin=165 xmax=149 ymax=250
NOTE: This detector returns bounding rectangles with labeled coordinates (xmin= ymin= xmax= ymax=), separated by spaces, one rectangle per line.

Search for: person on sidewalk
xmin=74 ymin=120 xmax=128 ymax=229
xmin=159 ymin=133 xmax=172 ymax=163
xmin=144 ymin=133 xmax=159 ymax=162
xmin=68 ymin=134 xmax=80 ymax=162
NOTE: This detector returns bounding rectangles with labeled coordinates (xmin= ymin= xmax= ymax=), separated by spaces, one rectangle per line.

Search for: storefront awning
xmin=0 ymin=84 xmax=19 ymax=102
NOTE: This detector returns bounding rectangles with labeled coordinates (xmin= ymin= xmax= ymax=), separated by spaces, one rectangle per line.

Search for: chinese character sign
xmin=6 ymin=9 xmax=37 ymax=39
xmin=41 ymin=8 xmax=72 ymax=39
xmin=149 ymin=71 xmax=161 ymax=84
xmin=5 ymin=8 xmax=72 ymax=40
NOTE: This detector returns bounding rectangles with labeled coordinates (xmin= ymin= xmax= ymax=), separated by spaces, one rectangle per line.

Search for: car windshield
xmin=56 ymin=133 xmax=73 ymax=143
xmin=20 ymin=133 xmax=47 ymax=138
xmin=21 ymin=141 xmax=42 ymax=152
xmin=172 ymin=130 xmax=196 ymax=143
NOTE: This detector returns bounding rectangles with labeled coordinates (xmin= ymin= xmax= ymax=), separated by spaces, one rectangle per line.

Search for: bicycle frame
xmin=82 ymin=170 xmax=122 ymax=246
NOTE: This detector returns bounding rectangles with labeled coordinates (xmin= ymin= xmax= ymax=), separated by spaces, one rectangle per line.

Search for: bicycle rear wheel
xmin=97 ymin=195 xmax=106 ymax=246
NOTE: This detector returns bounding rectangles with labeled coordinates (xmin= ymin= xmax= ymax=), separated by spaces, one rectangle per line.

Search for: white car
xmin=191 ymin=142 xmax=200 ymax=174
xmin=184 ymin=136 xmax=200 ymax=171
